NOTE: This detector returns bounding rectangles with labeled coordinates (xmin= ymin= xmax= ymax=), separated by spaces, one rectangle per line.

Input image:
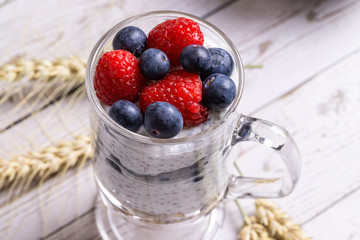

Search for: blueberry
xmin=200 ymin=48 xmax=234 ymax=80
xmin=112 ymin=26 xmax=147 ymax=57
xmin=109 ymin=100 xmax=142 ymax=132
xmin=202 ymin=73 xmax=236 ymax=110
xmin=139 ymin=49 xmax=170 ymax=80
xmin=144 ymin=102 xmax=183 ymax=138
xmin=180 ymin=44 xmax=211 ymax=74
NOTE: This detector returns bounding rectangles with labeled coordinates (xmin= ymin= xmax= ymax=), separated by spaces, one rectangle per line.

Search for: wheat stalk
xmin=0 ymin=56 xmax=89 ymax=202
xmin=0 ymin=135 xmax=92 ymax=191
xmin=238 ymin=216 xmax=275 ymax=240
xmin=0 ymin=57 xmax=261 ymax=83
xmin=255 ymin=199 xmax=311 ymax=240
xmin=0 ymin=56 xmax=86 ymax=82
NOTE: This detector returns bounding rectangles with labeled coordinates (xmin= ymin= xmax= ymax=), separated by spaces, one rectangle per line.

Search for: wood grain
xmin=0 ymin=163 xmax=96 ymax=240
xmin=0 ymin=0 xmax=229 ymax=63
xmin=207 ymin=0 xmax=360 ymax=114
xmin=1 ymin=0 xmax=360 ymax=239
xmin=302 ymin=188 xmax=360 ymax=239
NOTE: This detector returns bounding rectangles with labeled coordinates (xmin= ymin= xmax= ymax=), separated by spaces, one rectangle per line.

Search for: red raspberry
xmin=140 ymin=70 xmax=209 ymax=126
xmin=147 ymin=17 xmax=204 ymax=66
xmin=94 ymin=50 xmax=145 ymax=105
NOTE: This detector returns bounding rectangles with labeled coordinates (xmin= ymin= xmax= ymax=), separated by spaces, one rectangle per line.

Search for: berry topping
xmin=94 ymin=50 xmax=145 ymax=105
xmin=147 ymin=17 xmax=204 ymax=65
xmin=144 ymin=102 xmax=183 ymax=138
xmin=109 ymin=100 xmax=143 ymax=132
xmin=112 ymin=26 xmax=147 ymax=57
xmin=139 ymin=48 xmax=170 ymax=80
xmin=202 ymin=73 xmax=236 ymax=110
xmin=140 ymin=70 xmax=208 ymax=126
xmin=180 ymin=44 xmax=211 ymax=74
xmin=201 ymin=48 xmax=234 ymax=80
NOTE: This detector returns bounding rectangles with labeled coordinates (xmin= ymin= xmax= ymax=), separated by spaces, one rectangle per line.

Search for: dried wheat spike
xmin=255 ymin=199 xmax=312 ymax=240
xmin=0 ymin=56 xmax=86 ymax=82
xmin=0 ymin=135 xmax=92 ymax=190
xmin=238 ymin=216 xmax=275 ymax=240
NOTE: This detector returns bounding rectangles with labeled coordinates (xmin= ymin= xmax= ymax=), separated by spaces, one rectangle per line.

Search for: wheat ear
xmin=0 ymin=56 xmax=86 ymax=82
xmin=238 ymin=216 xmax=275 ymax=240
xmin=0 ymin=135 xmax=92 ymax=190
xmin=255 ymin=199 xmax=311 ymax=240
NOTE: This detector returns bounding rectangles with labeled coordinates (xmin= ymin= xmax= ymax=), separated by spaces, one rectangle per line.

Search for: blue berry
xmin=201 ymin=48 xmax=234 ymax=80
xmin=202 ymin=73 xmax=236 ymax=110
xmin=144 ymin=102 xmax=183 ymax=138
xmin=139 ymin=48 xmax=170 ymax=80
xmin=112 ymin=26 xmax=147 ymax=57
xmin=109 ymin=100 xmax=142 ymax=132
xmin=180 ymin=44 xmax=211 ymax=74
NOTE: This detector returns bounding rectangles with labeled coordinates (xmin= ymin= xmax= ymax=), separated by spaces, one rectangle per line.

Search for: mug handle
xmin=224 ymin=114 xmax=301 ymax=199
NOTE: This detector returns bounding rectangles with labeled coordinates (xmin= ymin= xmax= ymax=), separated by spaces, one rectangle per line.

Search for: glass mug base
xmin=95 ymin=196 xmax=225 ymax=240
xmin=95 ymin=174 xmax=226 ymax=224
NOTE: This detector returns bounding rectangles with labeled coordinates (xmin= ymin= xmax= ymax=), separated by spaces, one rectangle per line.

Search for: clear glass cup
xmin=85 ymin=11 xmax=301 ymax=240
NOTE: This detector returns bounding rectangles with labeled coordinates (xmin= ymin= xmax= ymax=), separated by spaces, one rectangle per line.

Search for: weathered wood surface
xmin=1 ymin=0 xmax=360 ymax=239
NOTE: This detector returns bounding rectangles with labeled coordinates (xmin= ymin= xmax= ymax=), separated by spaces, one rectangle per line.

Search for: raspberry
xmin=147 ymin=17 xmax=204 ymax=66
xmin=140 ymin=70 xmax=209 ymax=126
xmin=94 ymin=50 xmax=145 ymax=105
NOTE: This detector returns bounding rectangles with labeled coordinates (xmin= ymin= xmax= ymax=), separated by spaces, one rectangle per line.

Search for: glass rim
xmin=85 ymin=10 xmax=245 ymax=145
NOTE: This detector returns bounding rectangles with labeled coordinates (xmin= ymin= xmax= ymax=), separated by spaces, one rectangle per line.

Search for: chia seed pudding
xmin=91 ymin=110 xmax=237 ymax=221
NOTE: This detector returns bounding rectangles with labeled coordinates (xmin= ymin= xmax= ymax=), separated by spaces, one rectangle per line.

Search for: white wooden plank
xmin=0 ymin=89 xmax=89 ymax=159
xmin=302 ymin=189 xmax=360 ymax=240
xmin=207 ymin=0 xmax=360 ymax=114
xmin=206 ymin=0 xmax=308 ymax=45
xmin=0 ymin=0 xmax=229 ymax=63
xmin=1 ymin=0 xmax=359 ymax=239
xmin=43 ymin=207 xmax=99 ymax=240
xmin=0 ymin=82 xmax=85 ymax=144
xmin=0 ymin=163 xmax=97 ymax=240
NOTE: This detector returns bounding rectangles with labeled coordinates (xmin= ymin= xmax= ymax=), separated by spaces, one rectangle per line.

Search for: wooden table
xmin=1 ymin=0 xmax=360 ymax=239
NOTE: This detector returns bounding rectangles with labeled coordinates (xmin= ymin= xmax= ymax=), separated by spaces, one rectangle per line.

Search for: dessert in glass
xmin=85 ymin=11 xmax=301 ymax=240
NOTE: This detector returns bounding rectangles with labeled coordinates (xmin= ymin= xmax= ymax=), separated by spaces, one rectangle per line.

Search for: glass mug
xmin=85 ymin=11 xmax=301 ymax=240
